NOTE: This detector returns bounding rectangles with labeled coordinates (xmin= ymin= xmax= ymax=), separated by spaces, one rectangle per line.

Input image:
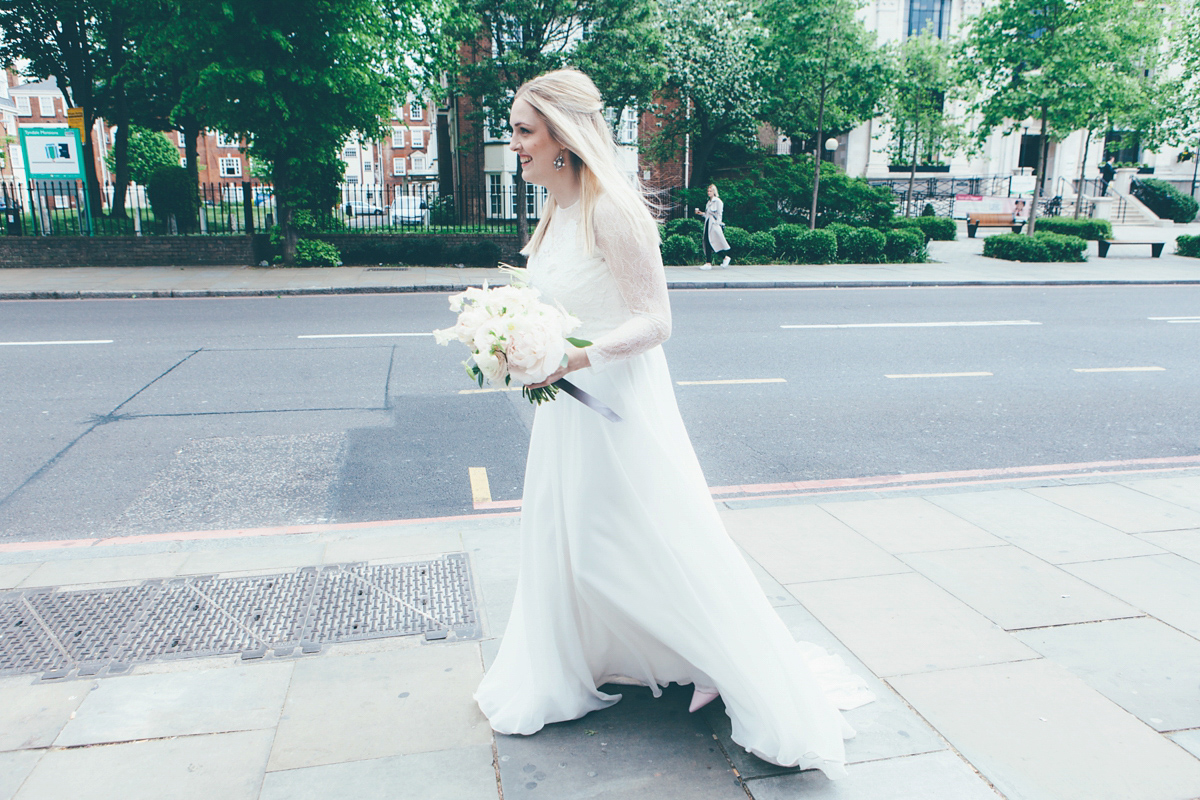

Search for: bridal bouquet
xmin=433 ymin=268 xmax=619 ymax=421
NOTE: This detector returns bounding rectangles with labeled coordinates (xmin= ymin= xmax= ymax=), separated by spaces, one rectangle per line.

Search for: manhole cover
xmin=0 ymin=554 xmax=479 ymax=680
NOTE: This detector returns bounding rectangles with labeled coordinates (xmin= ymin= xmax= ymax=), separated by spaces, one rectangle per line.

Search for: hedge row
xmin=659 ymin=218 xmax=928 ymax=265
xmin=892 ymin=216 xmax=957 ymax=241
xmin=1031 ymin=217 xmax=1112 ymax=241
xmin=1132 ymin=179 xmax=1199 ymax=224
xmin=983 ymin=232 xmax=1088 ymax=262
xmin=1178 ymin=235 xmax=1200 ymax=258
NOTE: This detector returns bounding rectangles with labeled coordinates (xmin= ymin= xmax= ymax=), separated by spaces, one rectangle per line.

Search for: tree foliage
xmin=103 ymin=124 xmax=179 ymax=184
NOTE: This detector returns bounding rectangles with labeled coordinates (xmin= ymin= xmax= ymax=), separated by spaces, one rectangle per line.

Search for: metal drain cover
xmin=0 ymin=554 xmax=479 ymax=680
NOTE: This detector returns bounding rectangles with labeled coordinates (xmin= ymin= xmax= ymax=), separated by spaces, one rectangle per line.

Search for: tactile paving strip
xmin=0 ymin=554 xmax=479 ymax=680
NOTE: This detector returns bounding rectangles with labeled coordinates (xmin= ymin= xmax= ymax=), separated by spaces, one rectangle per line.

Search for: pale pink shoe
xmin=689 ymin=687 xmax=719 ymax=713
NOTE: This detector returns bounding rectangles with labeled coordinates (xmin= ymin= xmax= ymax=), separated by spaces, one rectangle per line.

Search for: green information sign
xmin=18 ymin=126 xmax=93 ymax=234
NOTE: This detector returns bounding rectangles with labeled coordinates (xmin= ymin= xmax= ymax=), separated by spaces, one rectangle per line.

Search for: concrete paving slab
xmin=260 ymin=744 xmax=499 ymax=800
xmin=12 ymin=729 xmax=274 ymax=800
xmin=18 ymin=552 xmax=187 ymax=588
xmin=268 ymin=641 xmax=491 ymax=771
xmin=1015 ymin=617 xmax=1200 ymax=732
xmin=0 ymin=563 xmax=38 ymax=590
xmin=0 ymin=678 xmax=88 ymax=752
xmin=891 ymin=659 xmax=1200 ymax=800
xmin=318 ymin=527 xmax=463 ymax=564
xmin=1064 ymin=555 xmax=1200 ymax=638
xmin=739 ymin=545 xmax=800 ymax=608
xmin=900 ymin=545 xmax=1139 ymax=630
xmin=1029 ymin=484 xmax=1200 ymax=533
xmin=787 ymin=573 xmax=1036 ymax=677
xmin=1171 ymin=730 xmax=1200 ymax=760
xmin=177 ymin=542 xmax=327 ymax=575
xmin=493 ymin=682 xmax=746 ymax=800
xmin=744 ymin=750 xmax=1000 ymax=800
xmin=0 ymin=750 xmax=42 ymax=800
xmin=721 ymin=505 xmax=908 ymax=584
xmin=819 ymin=497 xmax=1004 ymax=554
xmin=463 ymin=524 xmax=521 ymax=638
xmin=1121 ymin=476 xmax=1200 ymax=512
xmin=929 ymin=489 xmax=1163 ymax=563
xmin=55 ymin=662 xmax=292 ymax=746
xmin=1137 ymin=529 xmax=1200 ymax=564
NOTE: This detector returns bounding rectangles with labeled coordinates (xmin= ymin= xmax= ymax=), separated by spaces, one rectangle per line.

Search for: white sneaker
xmin=700 ymin=263 xmax=712 ymax=270
xmin=720 ymin=255 xmax=731 ymax=268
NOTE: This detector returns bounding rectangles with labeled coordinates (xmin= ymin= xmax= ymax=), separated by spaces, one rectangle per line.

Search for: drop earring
xmin=553 ymin=150 xmax=565 ymax=171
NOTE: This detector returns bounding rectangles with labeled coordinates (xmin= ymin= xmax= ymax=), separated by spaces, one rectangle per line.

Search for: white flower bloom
xmin=506 ymin=314 xmax=568 ymax=386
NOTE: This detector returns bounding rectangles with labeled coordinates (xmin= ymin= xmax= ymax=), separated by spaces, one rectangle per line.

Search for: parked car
xmin=390 ymin=195 xmax=429 ymax=225
xmin=344 ymin=201 xmax=385 ymax=217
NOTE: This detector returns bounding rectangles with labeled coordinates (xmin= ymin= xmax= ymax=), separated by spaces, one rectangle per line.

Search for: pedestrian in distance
xmin=1099 ymin=155 xmax=1116 ymax=197
xmin=472 ymin=67 xmax=874 ymax=779
xmin=695 ymin=184 xmax=731 ymax=269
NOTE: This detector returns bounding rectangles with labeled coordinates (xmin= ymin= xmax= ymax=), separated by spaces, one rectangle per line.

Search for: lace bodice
xmin=526 ymin=198 xmax=671 ymax=369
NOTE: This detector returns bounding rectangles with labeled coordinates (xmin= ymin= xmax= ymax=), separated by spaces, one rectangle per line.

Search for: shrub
xmin=428 ymin=194 xmax=456 ymax=226
xmin=663 ymin=217 xmax=703 ymax=239
xmin=294 ymin=238 xmax=341 ymax=267
xmin=1034 ymin=216 xmax=1111 ymax=241
xmin=1176 ymin=234 xmax=1200 ymax=258
xmin=823 ymin=222 xmax=856 ymax=255
xmin=445 ymin=240 xmax=502 ymax=267
xmin=1033 ymin=232 xmax=1087 ymax=262
xmin=769 ymin=225 xmax=837 ymax=264
xmin=1132 ymin=178 xmax=1199 ymax=223
xmin=661 ymin=233 xmax=700 ymax=265
xmin=146 ymin=166 xmax=199 ymax=233
xmin=885 ymin=229 xmax=927 ymax=263
xmin=912 ymin=216 xmax=957 ymax=241
xmin=840 ymin=227 xmax=887 ymax=263
xmin=746 ymin=230 xmax=777 ymax=263
xmin=723 ymin=225 xmax=753 ymax=256
xmin=921 ymin=203 xmax=936 ymax=217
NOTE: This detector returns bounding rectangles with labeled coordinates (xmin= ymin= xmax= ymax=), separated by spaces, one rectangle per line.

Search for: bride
xmin=472 ymin=69 xmax=873 ymax=779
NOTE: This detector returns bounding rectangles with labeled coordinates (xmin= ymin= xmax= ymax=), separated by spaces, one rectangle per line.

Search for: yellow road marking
xmin=676 ymin=378 xmax=787 ymax=386
xmin=468 ymin=467 xmax=492 ymax=504
xmin=1073 ymin=366 xmax=1165 ymax=373
xmin=886 ymin=371 xmax=993 ymax=379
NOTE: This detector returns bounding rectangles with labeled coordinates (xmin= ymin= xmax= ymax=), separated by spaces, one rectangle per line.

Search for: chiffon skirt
xmin=473 ymin=346 xmax=873 ymax=779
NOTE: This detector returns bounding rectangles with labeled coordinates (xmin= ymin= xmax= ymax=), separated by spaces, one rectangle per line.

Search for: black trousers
xmin=703 ymin=221 xmax=728 ymax=262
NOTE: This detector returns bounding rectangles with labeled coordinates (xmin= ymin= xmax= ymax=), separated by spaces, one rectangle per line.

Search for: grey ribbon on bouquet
xmin=553 ymin=379 xmax=623 ymax=423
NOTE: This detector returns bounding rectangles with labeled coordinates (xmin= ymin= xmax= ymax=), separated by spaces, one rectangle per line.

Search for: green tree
xmin=449 ymin=0 xmax=664 ymax=243
xmin=1159 ymin=0 xmax=1200 ymax=198
xmin=958 ymin=0 xmax=1162 ymax=233
xmin=653 ymin=0 xmax=765 ymax=193
xmin=760 ymin=0 xmax=890 ymax=228
xmin=103 ymin=125 xmax=179 ymax=184
xmin=191 ymin=0 xmax=441 ymax=262
xmin=882 ymin=33 xmax=966 ymax=217
xmin=0 ymin=0 xmax=107 ymax=216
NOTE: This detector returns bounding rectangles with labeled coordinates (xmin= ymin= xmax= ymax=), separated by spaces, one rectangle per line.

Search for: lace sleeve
xmin=585 ymin=200 xmax=672 ymax=369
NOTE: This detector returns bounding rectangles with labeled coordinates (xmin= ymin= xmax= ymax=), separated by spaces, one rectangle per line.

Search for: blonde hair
xmin=515 ymin=69 xmax=660 ymax=256
xmin=708 ymin=184 xmax=719 ymax=197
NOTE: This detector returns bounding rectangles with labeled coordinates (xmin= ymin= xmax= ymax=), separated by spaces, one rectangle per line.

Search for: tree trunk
xmin=1026 ymin=105 xmax=1050 ymax=236
xmin=111 ymin=118 xmax=131 ymax=218
xmin=1192 ymin=138 xmax=1199 ymax=199
xmin=809 ymin=88 xmax=828 ymax=230
xmin=905 ymin=121 xmax=920 ymax=218
xmin=183 ymin=119 xmax=202 ymax=233
xmin=1073 ymin=128 xmax=1091 ymax=219
xmin=515 ymin=158 xmax=528 ymax=246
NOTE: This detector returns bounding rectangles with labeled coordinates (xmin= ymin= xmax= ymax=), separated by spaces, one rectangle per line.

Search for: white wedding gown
xmin=474 ymin=197 xmax=874 ymax=779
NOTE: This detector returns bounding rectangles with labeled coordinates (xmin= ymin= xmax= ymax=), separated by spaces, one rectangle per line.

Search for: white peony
xmin=506 ymin=312 xmax=568 ymax=386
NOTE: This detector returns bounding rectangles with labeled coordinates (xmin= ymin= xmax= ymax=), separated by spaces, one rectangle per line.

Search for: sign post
xmin=18 ymin=125 xmax=93 ymax=235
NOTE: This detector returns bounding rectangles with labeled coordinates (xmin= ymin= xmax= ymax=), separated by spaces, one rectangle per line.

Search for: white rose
xmin=452 ymin=304 xmax=492 ymax=344
xmin=506 ymin=314 xmax=566 ymax=386
xmin=473 ymin=348 xmax=507 ymax=383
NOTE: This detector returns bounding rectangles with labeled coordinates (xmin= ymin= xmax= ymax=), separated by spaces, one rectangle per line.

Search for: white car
xmin=344 ymin=201 xmax=385 ymax=217
xmin=390 ymin=196 xmax=429 ymax=225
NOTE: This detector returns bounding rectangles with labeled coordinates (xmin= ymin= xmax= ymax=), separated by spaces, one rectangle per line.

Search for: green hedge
xmin=295 ymin=239 xmax=341 ymax=267
xmin=885 ymin=229 xmax=927 ymax=263
xmin=663 ymin=217 xmax=703 ymax=239
xmin=841 ymin=227 xmax=887 ymax=263
xmin=983 ymin=232 xmax=1087 ymax=262
xmin=913 ymin=216 xmax=957 ymax=241
xmin=147 ymin=166 xmax=199 ymax=233
xmin=770 ymin=224 xmax=837 ymax=264
xmin=1177 ymin=235 xmax=1200 ymax=258
xmin=661 ymin=233 xmax=700 ymax=265
xmin=723 ymin=226 xmax=776 ymax=263
xmin=1034 ymin=216 xmax=1112 ymax=241
xmin=1132 ymin=179 xmax=1199 ymax=223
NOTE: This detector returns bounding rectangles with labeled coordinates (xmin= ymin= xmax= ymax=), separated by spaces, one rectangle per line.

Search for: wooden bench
xmin=967 ymin=213 xmax=1025 ymax=238
xmin=1097 ymin=240 xmax=1165 ymax=258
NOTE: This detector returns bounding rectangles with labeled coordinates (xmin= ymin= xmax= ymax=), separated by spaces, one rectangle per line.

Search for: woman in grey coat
xmin=695 ymin=184 xmax=731 ymax=269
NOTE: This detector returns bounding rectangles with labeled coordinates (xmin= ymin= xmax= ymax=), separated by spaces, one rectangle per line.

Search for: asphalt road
xmin=1 ymin=285 xmax=1197 ymax=540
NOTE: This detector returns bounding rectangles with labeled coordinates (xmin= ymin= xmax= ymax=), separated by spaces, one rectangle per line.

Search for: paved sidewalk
xmin=2 ymin=223 xmax=1199 ymax=299
xmin=2 ymin=472 xmax=1200 ymax=799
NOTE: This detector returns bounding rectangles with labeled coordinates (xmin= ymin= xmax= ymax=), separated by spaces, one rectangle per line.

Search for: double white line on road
xmin=1149 ymin=316 xmax=1200 ymax=324
xmin=0 ymin=339 xmax=113 ymax=346
xmin=781 ymin=320 xmax=1041 ymax=329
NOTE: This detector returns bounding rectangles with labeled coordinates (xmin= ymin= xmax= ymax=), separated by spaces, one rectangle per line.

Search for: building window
xmin=393 ymin=157 xmax=406 ymax=176
xmin=38 ymin=96 xmax=56 ymax=117
xmin=177 ymin=131 xmax=185 ymax=148
xmin=15 ymin=96 xmax=30 ymax=116
xmin=219 ymin=157 xmax=242 ymax=177
xmin=619 ymin=109 xmax=638 ymax=145
xmin=215 ymin=132 xmax=237 ymax=148
xmin=346 ymin=174 xmax=359 ymax=184
xmin=409 ymin=103 xmax=424 ymax=121
xmin=907 ymin=0 xmax=949 ymax=38
xmin=489 ymin=174 xmax=503 ymax=216
xmin=1019 ymin=134 xmax=1043 ymax=171
xmin=344 ymin=146 xmax=357 ymax=158
xmin=392 ymin=127 xmax=404 ymax=147
xmin=180 ymin=157 xmax=187 ymax=168
xmin=364 ymin=160 xmax=372 ymax=172
xmin=411 ymin=154 xmax=426 ymax=172
xmin=411 ymin=130 xmax=425 ymax=149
